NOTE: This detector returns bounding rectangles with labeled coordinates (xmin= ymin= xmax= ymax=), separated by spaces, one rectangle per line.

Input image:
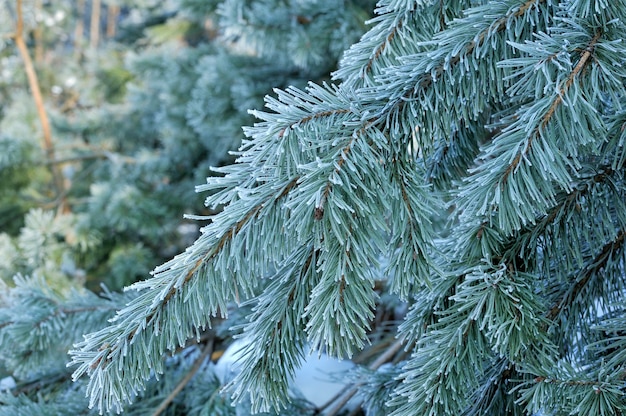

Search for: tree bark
xmin=90 ymin=0 xmax=101 ymax=49
xmin=74 ymin=0 xmax=86 ymax=53
xmin=106 ymin=4 xmax=119 ymax=39
xmin=33 ymin=0 xmax=44 ymax=63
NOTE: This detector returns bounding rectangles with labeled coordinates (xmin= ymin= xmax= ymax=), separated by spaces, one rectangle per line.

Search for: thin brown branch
xmin=44 ymin=150 xmax=137 ymax=166
xmin=277 ymin=109 xmax=352 ymax=142
xmin=322 ymin=338 xmax=405 ymax=416
xmin=13 ymin=0 xmax=66 ymax=209
xmin=151 ymin=339 xmax=215 ymax=416
xmin=315 ymin=137 xmax=354 ymax=220
xmin=398 ymin=171 xmax=418 ymax=225
xmin=547 ymin=228 xmax=625 ymax=321
xmin=296 ymin=109 xmax=351 ymax=128
xmin=352 ymin=335 xmax=396 ymax=365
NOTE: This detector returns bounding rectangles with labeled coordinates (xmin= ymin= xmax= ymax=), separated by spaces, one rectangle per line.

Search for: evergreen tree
xmin=2 ymin=0 xmax=626 ymax=415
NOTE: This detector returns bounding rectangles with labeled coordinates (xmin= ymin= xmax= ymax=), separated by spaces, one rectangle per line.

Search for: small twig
xmin=352 ymin=336 xmax=395 ymax=365
xmin=151 ymin=339 xmax=215 ymax=416
xmin=44 ymin=154 xmax=104 ymax=166
xmin=322 ymin=338 xmax=405 ymax=416
xmin=11 ymin=373 xmax=69 ymax=395
xmin=43 ymin=152 xmax=114 ymax=166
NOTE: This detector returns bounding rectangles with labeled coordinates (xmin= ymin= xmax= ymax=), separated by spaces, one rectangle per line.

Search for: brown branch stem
xmin=322 ymin=338 xmax=405 ymax=416
xmin=363 ymin=19 xmax=401 ymax=78
xmin=548 ymin=228 xmax=625 ymax=321
xmin=13 ymin=0 xmax=66 ymax=210
xmin=151 ymin=339 xmax=215 ymax=416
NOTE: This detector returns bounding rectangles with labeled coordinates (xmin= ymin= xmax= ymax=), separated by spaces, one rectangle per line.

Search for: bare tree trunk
xmin=13 ymin=0 xmax=66 ymax=211
xmin=106 ymin=3 xmax=120 ymax=39
xmin=33 ymin=0 xmax=44 ymax=63
xmin=74 ymin=0 xmax=86 ymax=53
xmin=90 ymin=0 xmax=101 ymax=49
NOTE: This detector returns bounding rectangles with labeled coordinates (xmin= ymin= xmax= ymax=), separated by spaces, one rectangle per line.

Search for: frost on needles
xmin=3 ymin=0 xmax=626 ymax=414
xmin=72 ymin=0 xmax=626 ymax=414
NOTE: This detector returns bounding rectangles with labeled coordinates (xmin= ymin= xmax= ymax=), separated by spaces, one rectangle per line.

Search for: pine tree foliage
xmin=0 ymin=275 xmax=125 ymax=379
xmin=3 ymin=0 xmax=626 ymax=414
xmin=65 ymin=0 xmax=626 ymax=414
xmin=1 ymin=274 xmax=264 ymax=415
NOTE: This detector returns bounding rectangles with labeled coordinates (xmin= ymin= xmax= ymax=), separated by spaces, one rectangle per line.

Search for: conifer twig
xmin=502 ymin=30 xmax=602 ymax=185
xmin=151 ymin=338 xmax=215 ymax=416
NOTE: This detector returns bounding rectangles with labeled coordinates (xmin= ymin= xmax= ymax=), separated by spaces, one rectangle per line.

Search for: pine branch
xmin=70 ymin=176 xmax=301 ymax=413
xmin=457 ymin=167 xmax=625 ymax=411
xmin=42 ymin=2 xmax=626 ymax=414
xmin=296 ymin=109 xmax=352 ymax=127
xmin=501 ymin=30 xmax=602 ymax=185
xmin=315 ymin=121 xmax=374 ymax=220
xmin=392 ymin=0 xmax=548 ymax=108
xmin=385 ymin=161 xmax=441 ymax=298
xmin=515 ymin=368 xmax=625 ymax=415
xmin=454 ymin=23 xmax=608 ymax=236
xmin=472 ymin=165 xmax=618 ymax=265
xmin=227 ymin=244 xmax=319 ymax=413
xmin=362 ymin=16 xmax=403 ymax=80
xmin=147 ymin=176 xmax=299 ymax=323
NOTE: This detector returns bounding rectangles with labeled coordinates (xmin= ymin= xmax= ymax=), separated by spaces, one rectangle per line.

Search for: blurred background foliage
xmin=0 ymin=0 xmax=376 ymax=292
